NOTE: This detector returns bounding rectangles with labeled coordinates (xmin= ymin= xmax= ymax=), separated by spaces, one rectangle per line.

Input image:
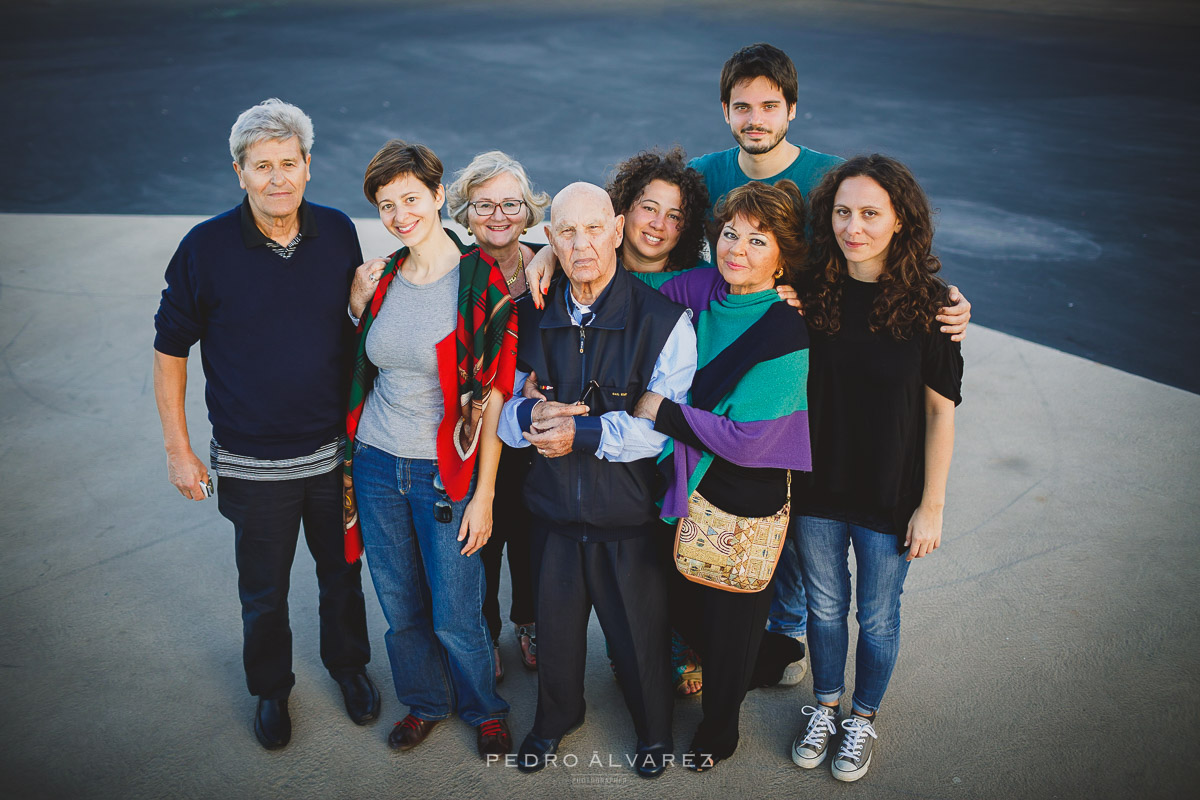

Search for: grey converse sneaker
xmin=832 ymin=715 xmax=878 ymax=782
xmin=778 ymin=635 xmax=808 ymax=686
xmin=791 ymin=704 xmax=838 ymax=768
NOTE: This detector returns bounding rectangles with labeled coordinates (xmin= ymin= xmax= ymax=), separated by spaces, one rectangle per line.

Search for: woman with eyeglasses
xmin=445 ymin=152 xmax=551 ymax=682
xmin=342 ymin=140 xmax=518 ymax=759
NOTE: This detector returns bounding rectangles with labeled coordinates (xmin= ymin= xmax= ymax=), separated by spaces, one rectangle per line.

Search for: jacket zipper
xmin=578 ymin=321 xmax=587 ymax=539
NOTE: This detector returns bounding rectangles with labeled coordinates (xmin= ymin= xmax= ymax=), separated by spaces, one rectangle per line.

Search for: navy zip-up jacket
xmin=514 ymin=266 xmax=684 ymax=539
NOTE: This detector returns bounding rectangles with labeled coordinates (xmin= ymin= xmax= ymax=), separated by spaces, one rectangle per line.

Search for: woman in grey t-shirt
xmin=344 ymin=140 xmax=517 ymax=760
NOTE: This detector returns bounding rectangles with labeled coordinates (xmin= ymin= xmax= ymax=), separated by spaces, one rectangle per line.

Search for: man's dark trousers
xmin=530 ymin=522 xmax=673 ymax=751
xmin=217 ymin=465 xmax=370 ymax=699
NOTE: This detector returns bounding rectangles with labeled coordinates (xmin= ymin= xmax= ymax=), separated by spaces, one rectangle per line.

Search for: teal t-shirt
xmin=689 ymin=145 xmax=844 ymax=224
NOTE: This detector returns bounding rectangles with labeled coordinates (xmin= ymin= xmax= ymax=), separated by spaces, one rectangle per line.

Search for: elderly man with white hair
xmin=152 ymin=98 xmax=378 ymax=750
xmin=498 ymin=182 xmax=697 ymax=778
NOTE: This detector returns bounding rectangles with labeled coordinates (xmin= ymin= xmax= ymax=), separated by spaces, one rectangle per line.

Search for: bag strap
xmin=786 ymin=469 xmax=792 ymax=502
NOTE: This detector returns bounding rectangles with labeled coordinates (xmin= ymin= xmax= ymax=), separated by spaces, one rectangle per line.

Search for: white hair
xmin=229 ymin=98 xmax=314 ymax=165
xmin=446 ymin=150 xmax=551 ymax=230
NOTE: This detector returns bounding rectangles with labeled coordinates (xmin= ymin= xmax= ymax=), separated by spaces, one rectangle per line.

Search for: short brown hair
xmin=713 ymin=179 xmax=807 ymax=287
xmin=362 ymin=139 xmax=443 ymax=206
xmin=719 ymin=43 xmax=798 ymax=109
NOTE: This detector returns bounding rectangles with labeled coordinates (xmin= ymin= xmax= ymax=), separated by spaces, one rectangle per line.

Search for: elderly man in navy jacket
xmin=499 ymin=182 xmax=697 ymax=778
xmin=152 ymin=99 xmax=377 ymax=750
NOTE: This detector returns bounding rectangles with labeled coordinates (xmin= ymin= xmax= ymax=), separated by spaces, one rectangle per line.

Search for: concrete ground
xmin=1 ymin=212 xmax=1197 ymax=799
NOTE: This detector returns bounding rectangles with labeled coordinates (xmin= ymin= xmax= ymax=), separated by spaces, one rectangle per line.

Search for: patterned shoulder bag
xmin=673 ymin=470 xmax=790 ymax=593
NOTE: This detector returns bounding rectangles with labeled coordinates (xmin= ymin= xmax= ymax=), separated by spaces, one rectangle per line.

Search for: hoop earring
xmin=773 ymin=267 xmax=784 ymax=279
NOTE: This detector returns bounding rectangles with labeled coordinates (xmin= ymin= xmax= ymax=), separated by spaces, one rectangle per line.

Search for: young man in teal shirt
xmin=689 ymin=43 xmax=843 ymax=231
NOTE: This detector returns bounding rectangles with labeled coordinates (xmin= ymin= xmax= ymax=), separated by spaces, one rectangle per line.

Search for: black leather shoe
xmin=476 ymin=718 xmax=513 ymax=759
xmin=254 ymin=697 xmax=291 ymax=750
xmin=634 ymin=741 xmax=670 ymax=779
xmin=334 ymin=671 xmax=380 ymax=725
xmin=388 ymin=714 xmax=438 ymax=751
xmin=516 ymin=715 xmax=585 ymax=773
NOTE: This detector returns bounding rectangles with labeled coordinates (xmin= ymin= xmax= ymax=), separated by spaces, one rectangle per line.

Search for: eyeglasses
xmin=467 ymin=199 xmax=526 ymax=217
xmin=432 ymin=472 xmax=453 ymax=524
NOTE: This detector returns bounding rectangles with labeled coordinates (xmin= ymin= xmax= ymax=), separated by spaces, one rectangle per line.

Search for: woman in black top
xmin=789 ymin=155 xmax=963 ymax=783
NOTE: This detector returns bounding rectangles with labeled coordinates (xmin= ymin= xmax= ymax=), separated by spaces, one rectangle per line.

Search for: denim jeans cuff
xmin=851 ymin=699 xmax=879 ymax=717
xmin=814 ymin=687 xmax=844 ymax=705
xmin=766 ymin=622 xmax=806 ymax=639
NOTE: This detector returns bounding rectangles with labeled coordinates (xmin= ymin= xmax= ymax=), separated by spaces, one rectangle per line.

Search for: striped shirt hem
xmin=210 ymin=436 xmax=344 ymax=481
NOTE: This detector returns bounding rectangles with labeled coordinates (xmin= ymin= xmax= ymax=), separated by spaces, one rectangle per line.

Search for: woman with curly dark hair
xmin=788 ymin=155 xmax=962 ymax=783
xmin=605 ymin=147 xmax=713 ymax=697
xmin=605 ymin=146 xmax=710 ymax=273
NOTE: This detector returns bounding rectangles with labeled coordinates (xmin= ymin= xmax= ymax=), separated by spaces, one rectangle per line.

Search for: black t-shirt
xmin=797 ymin=276 xmax=963 ymax=538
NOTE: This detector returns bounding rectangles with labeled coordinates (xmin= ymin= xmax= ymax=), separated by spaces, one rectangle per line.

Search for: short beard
xmin=736 ymin=124 xmax=788 ymax=155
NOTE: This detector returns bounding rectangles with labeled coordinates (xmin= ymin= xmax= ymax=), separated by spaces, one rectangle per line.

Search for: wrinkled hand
xmin=523 ymin=370 xmax=547 ymax=401
xmin=904 ymin=503 xmax=943 ymax=561
xmin=350 ymin=258 xmax=388 ymax=319
xmin=530 ymin=400 xmax=589 ymax=432
xmin=936 ymin=285 xmax=971 ymax=342
xmin=458 ymin=491 xmax=493 ymax=556
xmin=167 ymin=448 xmax=209 ymax=501
xmin=524 ymin=416 xmax=577 ymax=458
xmin=775 ymin=283 xmax=804 ymax=314
xmin=632 ymin=391 xmax=665 ymax=423
xmin=527 ymin=247 xmax=558 ymax=310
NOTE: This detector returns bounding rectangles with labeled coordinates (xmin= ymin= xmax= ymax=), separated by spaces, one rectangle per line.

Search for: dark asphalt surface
xmin=2 ymin=1 xmax=1198 ymax=391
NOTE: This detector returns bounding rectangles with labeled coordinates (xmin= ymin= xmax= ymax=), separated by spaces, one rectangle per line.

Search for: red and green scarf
xmin=342 ymin=229 xmax=517 ymax=562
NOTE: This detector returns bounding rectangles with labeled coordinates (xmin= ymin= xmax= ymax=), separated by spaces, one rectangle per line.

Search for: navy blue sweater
xmin=154 ymin=198 xmax=363 ymax=459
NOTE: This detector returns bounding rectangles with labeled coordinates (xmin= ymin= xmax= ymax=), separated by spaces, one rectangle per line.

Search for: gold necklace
xmin=506 ymin=248 xmax=523 ymax=287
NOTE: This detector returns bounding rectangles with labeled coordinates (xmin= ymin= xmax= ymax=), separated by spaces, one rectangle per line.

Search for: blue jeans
xmin=353 ymin=441 xmax=508 ymax=726
xmin=766 ymin=521 xmax=808 ymax=638
xmin=798 ymin=515 xmax=910 ymax=715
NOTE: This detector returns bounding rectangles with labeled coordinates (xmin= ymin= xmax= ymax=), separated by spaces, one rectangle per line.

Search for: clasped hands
xmin=521 ymin=371 xmax=588 ymax=458
xmin=520 ymin=372 xmax=667 ymax=457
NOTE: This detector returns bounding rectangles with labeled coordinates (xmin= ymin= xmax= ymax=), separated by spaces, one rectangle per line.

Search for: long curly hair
xmin=713 ymin=179 xmax=807 ymax=288
xmin=606 ymin=146 xmax=709 ymax=272
xmin=803 ymin=154 xmax=947 ymax=340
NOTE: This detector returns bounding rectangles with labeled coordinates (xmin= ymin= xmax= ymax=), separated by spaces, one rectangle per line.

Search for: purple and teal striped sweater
xmin=635 ymin=267 xmax=812 ymax=520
